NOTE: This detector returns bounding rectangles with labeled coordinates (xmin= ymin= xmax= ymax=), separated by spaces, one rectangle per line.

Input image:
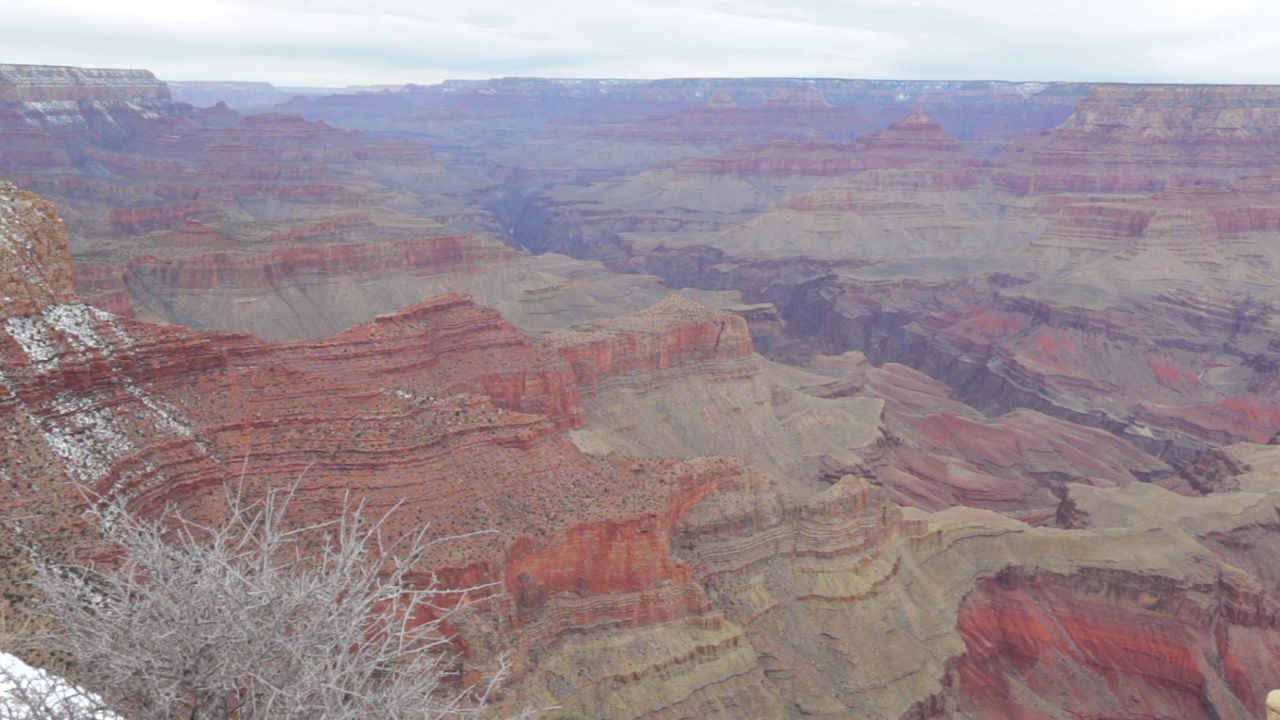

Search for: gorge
xmin=3 ymin=63 xmax=1280 ymax=719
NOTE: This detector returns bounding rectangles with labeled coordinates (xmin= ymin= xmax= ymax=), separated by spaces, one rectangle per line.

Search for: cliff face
xmin=285 ymin=293 xmax=585 ymax=430
xmin=0 ymin=63 xmax=492 ymax=307
xmin=509 ymin=82 xmax=1280 ymax=473
xmin=943 ymin=483 xmax=1280 ymax=720
xmin=0 ymin=64 xmax=176 ymax=159
xmin=0 ymin=183 xmax=77 ymax=316
xmin=953 ymin=566 xmax=1274 ymax=719
xmin=0 ymin=65 xmax=170 ymax=104
xmin=0 ymin=188 xmax=782 ymax=719
xmin=994 ymin=84 xmax=1280 ymax=194
xmin=12 ymin=68 xmax=1280 ymax=719
xmin=548 ymin=294 xmax=755 ymax=392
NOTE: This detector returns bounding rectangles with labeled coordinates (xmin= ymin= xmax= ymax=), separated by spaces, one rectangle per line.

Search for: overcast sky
xmin=2 ymin=0 xmax=1279 ymax=88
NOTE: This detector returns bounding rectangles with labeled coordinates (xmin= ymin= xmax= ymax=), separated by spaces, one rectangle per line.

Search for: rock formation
xmin=0 ymin=182 xmax=76 ymax=315
xmin=0 ymin=64 xmax=175 ymax=166
xmin=504 ymin=81 xmax=1280 ymax=475
xmin=9 ymin=65 xmax=1280 ymax=719
xmin=0 ymin=185 xmax=775 ymax=718
xmin=0 ymin=62 xmax=505 ymax=338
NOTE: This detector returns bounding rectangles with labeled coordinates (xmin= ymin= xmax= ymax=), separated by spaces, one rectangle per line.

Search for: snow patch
xmin=21 ymin=101 xmax=91 ymax=128
xmin=1015 ymin=82 xmax=1048 ymax=98
xmin=87 ymin=308 xmax=133 ymax=350
xmin=5 ymin=315 xmax=58 ymax=370
xmin=4 ymin=304 xmax=189 ymax=480
xmin=0 ymin=652 xmax=119 ymax=719
xmin=44 ymin=305 xmax=107 ymax=351
xmin=44 ymin=392 xmax=136 ymax=485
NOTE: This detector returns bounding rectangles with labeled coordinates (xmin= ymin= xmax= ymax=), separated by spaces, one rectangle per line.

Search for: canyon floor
xmin=2 ymin=64 xmax=1280 ymax=719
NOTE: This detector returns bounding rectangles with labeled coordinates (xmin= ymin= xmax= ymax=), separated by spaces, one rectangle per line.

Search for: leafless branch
xmin=26 ymin=484 xmax=513 ymax=720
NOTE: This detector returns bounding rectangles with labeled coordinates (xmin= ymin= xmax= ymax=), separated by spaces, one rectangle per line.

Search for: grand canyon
xmin=4 ymin=62 xmax=1280 ymax=718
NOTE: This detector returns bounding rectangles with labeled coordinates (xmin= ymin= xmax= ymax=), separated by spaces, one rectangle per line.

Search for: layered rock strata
xmin=9 ymin=69 xmax=1280 ymax=719
xmin=511 ymin=84 xmax=1280 ymax=476
xmin=0 ymin=187 xmax=778 ymax=717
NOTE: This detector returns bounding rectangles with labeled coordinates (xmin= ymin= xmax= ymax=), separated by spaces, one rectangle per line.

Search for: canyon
xmin=3 ymin=64 xmax=1280 ymax=719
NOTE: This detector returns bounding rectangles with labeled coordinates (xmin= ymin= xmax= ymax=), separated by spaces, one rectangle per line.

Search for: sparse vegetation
xmin=13 ymin=484 xmax=517 ymax=720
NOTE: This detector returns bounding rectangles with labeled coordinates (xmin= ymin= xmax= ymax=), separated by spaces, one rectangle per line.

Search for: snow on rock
xmin=0 ymin=183 xmax=193 ymax=487
xmin=4 ymin=314 xmax=57 ymax=367
xmin=43 ymin=305 xmax=107 ymax=352
xmin=45 ymin=392 xmax=137 ymax=485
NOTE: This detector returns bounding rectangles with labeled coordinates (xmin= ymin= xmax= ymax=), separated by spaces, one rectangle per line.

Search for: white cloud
xmin=0 ymin=0 xmax=1277 ymax=86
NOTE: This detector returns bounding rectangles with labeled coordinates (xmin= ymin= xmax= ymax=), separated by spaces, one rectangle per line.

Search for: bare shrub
xmin=20 ymin=484 xmax=511 ymax=720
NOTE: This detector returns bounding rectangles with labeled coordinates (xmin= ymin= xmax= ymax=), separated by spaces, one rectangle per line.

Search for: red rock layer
xmin=0 ymin=291 xmax=745 ymax=684
xmin=547 ymin=294 xmax=756 ymax=393
xmin=122 ymin=233 xmax=518 ymax=292
xmin=501 ymin=457 xmax=740 ymax=643
xmin=1 ymin=188 xmax=800 ymax=714
xmin=0 ymin=65 xmax=181 ymax=186
xmin=951 ymin=566 xmax=1280 ymax=719
xmin=281 ymin=293 xmax=584 ymax=430
xmin=1 ymin=65 xmax=473 ymax=248
xmin=808 ymin=358 xmax=1171 ymax=513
